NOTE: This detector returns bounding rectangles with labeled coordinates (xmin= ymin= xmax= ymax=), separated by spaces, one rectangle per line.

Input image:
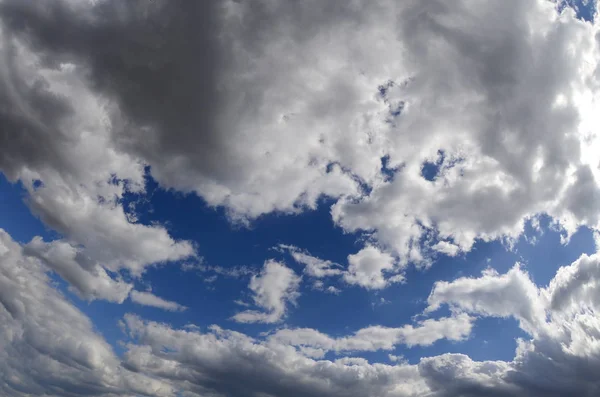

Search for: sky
xmin=2 ymin=0 xmax=600 ymax=396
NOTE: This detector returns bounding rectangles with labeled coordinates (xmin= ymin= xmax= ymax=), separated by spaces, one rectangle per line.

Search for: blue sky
xmin=1 ymin=1 xmax=600 ymax=397
xmin=1 ymin=154 xmax=597 ymax=364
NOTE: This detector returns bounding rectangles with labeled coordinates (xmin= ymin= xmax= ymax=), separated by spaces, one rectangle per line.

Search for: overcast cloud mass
xmin=1 ymin=0 xmax=600 ymax=395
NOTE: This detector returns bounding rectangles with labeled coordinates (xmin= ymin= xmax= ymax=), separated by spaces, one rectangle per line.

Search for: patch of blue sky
xmin=513 ymin=214 xmax=596 ymax=286
xmin=132 ymin=173 xmax=537 ymax=364
xmin=561 ymin=0 xmax=596 ymax=22
xmin=0 ymin=174 xmax=57 ymax=243
xmin=2 ymin=163 xmax=598 ymax=363
xmin=420 ymin=151 xmax=445 ymax=182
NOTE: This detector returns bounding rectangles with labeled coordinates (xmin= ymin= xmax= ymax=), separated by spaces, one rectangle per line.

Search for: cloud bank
xmin=1 ymin=0 xmax=600 ymax=396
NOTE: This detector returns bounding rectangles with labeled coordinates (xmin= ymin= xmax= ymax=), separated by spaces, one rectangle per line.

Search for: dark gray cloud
xmin=3 ymin=0 xmax=600 ymax=254
xmin=0 ymin=30 xmax=76 ymax=181
xmin=0 ymin=0 xmax=194 ymax=320
xmin=0 ymin=0 xmax=228 ymax=180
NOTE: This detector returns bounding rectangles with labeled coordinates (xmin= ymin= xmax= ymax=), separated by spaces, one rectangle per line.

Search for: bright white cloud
xmin=344 ymin=245 xmax=404 ymax=289
xmin=281 ymin=245 xmax=343 ymax=278
xmin=232 ymin=260 xmax=301 ymax=323
xmin=426 ymin=265 xmax=546 ymax=335
xmin=421 ymin=252 xmax=600 ymax=396
xmin=270 ymin=313 xmax=474 ymax=354
xmin=130 ymin=290 xmax=187 ymax=312
xmin=431 ymin=241 xmax=461 ymax=257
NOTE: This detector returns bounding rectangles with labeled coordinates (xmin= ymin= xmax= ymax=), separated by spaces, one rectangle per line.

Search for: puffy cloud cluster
xmin=422 ymin=253 xmax=600 ymax=396
xmin=0 ymin=0 xmax=195 ymax=306
xmin=0 ymin=229 xmax=173 ymax=397
xmin=4 ymin=0 xmax=600 ymax=275
xmin=232 ymin=260 xmax=301 ymax=324
xmin=6 ymin=227 xmax=600 ymax=396
xmin=344 ymin=245 xmax=405 ymax=289
xmin=3 ymin=0 xmax=600 ymax=287
xmin=0 ymin=228 xmax=458 ymax=397
xmin=113 ymin=252 xmax=600 ymax=397
xmin=3 ymin=0 xmax=600 ymax=396
xmin=269 ymin=313 xmax=474 ymax=358
xmin=281 ymin=244 xmax=405 ymax=290
xmin=121 ymin=314 xmax=430 ymax=397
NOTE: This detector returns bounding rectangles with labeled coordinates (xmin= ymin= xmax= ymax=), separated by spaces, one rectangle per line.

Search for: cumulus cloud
xmin=3 ymin=0 xmax=600 ymax=396
xmin=326 ymin=0 xmax=600 ymax=264
xmin=130 ymin=290 xmax=187 ymax=312
xmin=117 ymin=249 xmax=600 ymax=397
xmin=0 ymin=229 xmax=173 ymax=397
xmin=426 ymin=265 xmax=546 ymax=335
xmin=269 ymin=313 xmax=474 ymax=356
xmin=3 ymin=0 xmax=600 ymax=272
xmin=344 ymin=246 xmax=404 ymax=289
xmin=281 ymin=244 xmax=408 ymax=291
xmin=0 ymin=0 xmax=194 ymax=304
xmin=0 ymin=0 xmax=363 ymax=221
xmin=232 ymin=260 xmax=301 ymax=324
xmin=122 ymin=314 xmax=430 ymax=397
xmin=6 ymin=220 xmax=600 ymax=396
xmin=422 ymin=252 xmax=600 ymax=396
xmin=24 ymin=237 xmax=132 ymax=303
xmin=431 ymin=241 xmax=461 ymax=257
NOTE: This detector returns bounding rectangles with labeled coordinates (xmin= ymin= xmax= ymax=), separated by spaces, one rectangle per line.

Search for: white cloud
xmin=326 ymin=286 xmax=342 ymax=295
xmin=0 ymin=229 xmax=173 ymax=397
xmin=344 ymin=246 xmax=404 ymax=289
xmin=280 ymin=245 xmax=343 ymax=278
xmin=389 ymin=354 xmax=407 ymax=364
xmin=5 ymin=222 xmax=600 ymax=396
xmin=232 ymin=260 xmax=301 ymax=323
xmin=182 ymin=261 xmax=255 ymax=279
xmin=420 ymin=252 xmax=600 ymax=396
xmin=3 ymin=1 xmax=600 ymax=396
xmin=130 ymin=290 xmax=187 ymax=312
xmin=122 ymin=314 xmax=430 ymax=397
xmin=426 ymin=265 xmax=546 ymax=335
xmin=0 ymin=5 xmax=194 ymax=303
xmin=594 ymin=230 xmax=600 ymax=251
xmin=24 ymin=237 xmax=132 ymax=303
xmin=269 ymin=313 xmax=474 ymax=353
xmin=325 ymin=0 xmax=600 ymax=264
xmin=24 ymin=181 xmax=194 ymax=276
xmin=109 ymin=252 xmax=600 ymax=396
xmin=3 ymin=0 xmax=600 ymax=276
xmin=431 ymin=241 xmax=461 ymax=257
